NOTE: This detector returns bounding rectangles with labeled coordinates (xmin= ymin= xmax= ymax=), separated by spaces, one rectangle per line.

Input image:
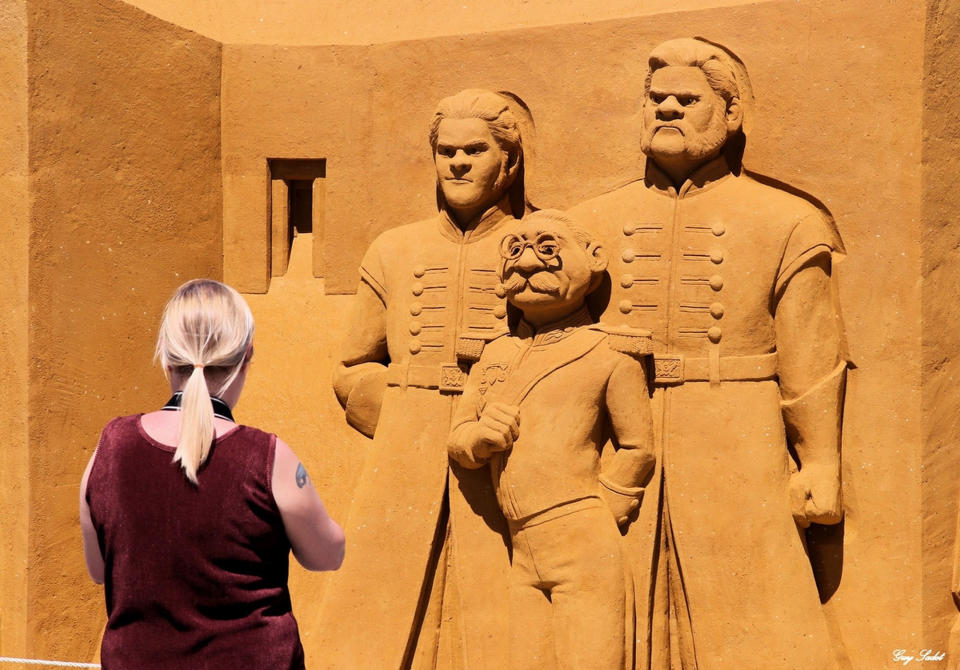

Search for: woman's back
xmin=86 ymin=413 xmax=305 ymax=670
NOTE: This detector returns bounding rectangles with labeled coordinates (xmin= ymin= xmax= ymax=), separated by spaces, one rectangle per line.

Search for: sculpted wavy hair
xmin=643 ymin=37 xmax=745 ymax=116
xmin=429 ymin=88 xmax=527 ymax=217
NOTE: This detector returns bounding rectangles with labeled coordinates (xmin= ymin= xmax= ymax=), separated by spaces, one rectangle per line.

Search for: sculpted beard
xmin=501 ymin=269 xmax=562 ymax=295
xmin=641 ymin=98 xmax=729 ymax=161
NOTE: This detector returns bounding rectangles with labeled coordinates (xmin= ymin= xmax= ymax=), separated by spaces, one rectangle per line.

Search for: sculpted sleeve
xmin=332 ymin=239 xmax=390 ymax=438
xmin=775 ymin=210 xmax=845 ymax=297
xmin=775 ymin=210 xmax=849 ymax=524
xmin=602 ymin=351 xmax=656 ymax=496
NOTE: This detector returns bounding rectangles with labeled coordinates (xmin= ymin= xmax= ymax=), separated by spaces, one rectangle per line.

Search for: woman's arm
xmin=79 ymin=450 xmax=105 ymax=584
xmin=272 ymin=437 xmax=346 ymax=571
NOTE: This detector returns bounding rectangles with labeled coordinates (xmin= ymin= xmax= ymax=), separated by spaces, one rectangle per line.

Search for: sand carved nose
xmin=657 ymin=97 xmax=683 ymax=119
xmin=516 ymin=246 xmax=544 ymax=272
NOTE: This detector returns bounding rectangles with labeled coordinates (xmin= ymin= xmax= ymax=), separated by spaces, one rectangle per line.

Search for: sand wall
xmin=24 ymin=0 xmax=222 ymax=659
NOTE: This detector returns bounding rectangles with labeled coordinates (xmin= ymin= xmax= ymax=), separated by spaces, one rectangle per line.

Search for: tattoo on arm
xmin=295 ymin=462 xmax=309 ymax=489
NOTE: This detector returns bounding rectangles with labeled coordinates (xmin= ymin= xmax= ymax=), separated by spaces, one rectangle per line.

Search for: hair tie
xmin=194 ymin=364 xmax=205 ymax=370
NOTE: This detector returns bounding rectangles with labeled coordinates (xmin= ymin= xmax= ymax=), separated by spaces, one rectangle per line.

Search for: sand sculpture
xmin=5 ymin=0 xmax=952 ymax=666
xmin=317 ymin=89 xmax=529 ymax=669
xmin=568 ymin=37 xmax=848 ymax=669
xmin=325 ymin=37 xmax=849 ymax=670
xmin=448 ymin=209 xmax=655 ymax=669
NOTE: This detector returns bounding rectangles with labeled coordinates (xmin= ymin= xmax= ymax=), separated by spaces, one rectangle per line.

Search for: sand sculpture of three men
xmin=317 ymin=37 xmax=848 ymax=670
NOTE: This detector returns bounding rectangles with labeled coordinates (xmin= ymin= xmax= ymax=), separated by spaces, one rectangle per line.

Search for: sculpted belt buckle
xmin=654 ymin=354 xmax=684 ymax=385
xmin=439 ymin=365 xmax=467 ymax=393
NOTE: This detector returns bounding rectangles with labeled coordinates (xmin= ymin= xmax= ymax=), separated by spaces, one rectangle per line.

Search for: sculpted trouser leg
xmin=509 ymin=523 xmax=556 ymax=670
xmin=449 ymin=462 xmax=511 ymax=669
xmin=511 ymin=502 xmax=628 ymax=670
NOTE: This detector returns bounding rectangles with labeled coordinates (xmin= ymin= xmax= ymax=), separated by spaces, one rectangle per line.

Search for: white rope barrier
xmin=0 ymin=658 xmax=100 ymax=668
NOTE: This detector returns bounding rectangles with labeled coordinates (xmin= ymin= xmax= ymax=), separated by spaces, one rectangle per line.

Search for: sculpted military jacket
xmin=570 ymin=154 xmax=847 ymax=398
xmin=569 ymin=155 xmax=848 ymax=670
xmin=333 ymin=205 xmax=512 ymax=434
xmin=320 ymin=203 xmax=516 ymax=670
xmin=448 ymin=308 xmax=655 ymax=521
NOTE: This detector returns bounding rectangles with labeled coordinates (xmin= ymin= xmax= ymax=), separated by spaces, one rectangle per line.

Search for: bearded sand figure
xmin=316 ymin=89 xmax=532 ymax=669
xmin=569 ymin=38 xmax=849 ymax=669
xmin=448 ymin=209 xmax=656 ymax=670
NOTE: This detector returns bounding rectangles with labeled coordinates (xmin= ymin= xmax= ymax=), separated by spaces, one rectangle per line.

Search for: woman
xmin=79 ymin=278 xmax=345 ymax=670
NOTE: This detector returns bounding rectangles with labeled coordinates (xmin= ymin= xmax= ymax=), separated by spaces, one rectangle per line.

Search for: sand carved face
xmin=434 ymin=117 xmax=511 ymax=218
xmin=499 ymin=216 xmax=605 ymax=324
xmin=640 ymin=65 xmax=731 ymax=166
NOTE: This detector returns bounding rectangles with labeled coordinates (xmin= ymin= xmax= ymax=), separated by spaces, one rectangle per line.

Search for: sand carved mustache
xmin=501 ymin=270 xmax=562 ymax=296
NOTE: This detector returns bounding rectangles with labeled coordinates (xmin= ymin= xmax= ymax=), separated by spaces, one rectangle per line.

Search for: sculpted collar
xmin=437 ymin=197 xmax=515 ymax=243
xmin=644 ymin=153 xmax=733 ymax=198
xmin=515 ymin=305 xmax=594 ymax=346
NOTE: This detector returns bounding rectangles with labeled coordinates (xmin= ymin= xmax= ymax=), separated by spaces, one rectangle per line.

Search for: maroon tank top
xmin=86 ymin=414 xmax=305 ymax=670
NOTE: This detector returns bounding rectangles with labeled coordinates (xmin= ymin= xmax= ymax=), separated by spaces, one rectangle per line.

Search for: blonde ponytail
xmin=155 ymin=279 xmax=254 ymax=485
xmin=176 ymin=365 xmax=216 ymax=484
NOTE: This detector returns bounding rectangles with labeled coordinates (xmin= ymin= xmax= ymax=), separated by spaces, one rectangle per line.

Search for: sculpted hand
xmin=472 ymin=402 xmax=521 ymax=460
xmin=789 ymin=463 xmax=842 ymax=528
xmin=598 ymin=479 xmax=643 ymax=528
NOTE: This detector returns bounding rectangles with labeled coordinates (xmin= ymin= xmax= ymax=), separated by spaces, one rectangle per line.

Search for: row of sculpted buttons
xmin=408 ymin=304 xmax=507 ymax=319
xmin=617 ymin=300 xmax=725 ymax=318
xmin=621 ymin=248 xmax=725 ymax=264
xmin=622 ymin=222 xmax=726 ymax=237
xmin=407 ymin=308 xmax=507 ymax=354
xmin=411 ymin=281 xmax=507 ymax=299
xmin=708 ymin=295 xmax=724 ymax=342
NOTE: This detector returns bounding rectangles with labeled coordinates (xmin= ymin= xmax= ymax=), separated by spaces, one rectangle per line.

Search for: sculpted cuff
xmin=599 ymin=474 xmax=645 ymax=498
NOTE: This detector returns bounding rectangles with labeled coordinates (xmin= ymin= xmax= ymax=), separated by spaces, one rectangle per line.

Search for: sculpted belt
xmin=652 ymin=352 xmax=778 ymax=386
xmin=385 ymin=362 xmax=468 ymax=393
xmin=385 ymin=352 xmax=778 ymax=392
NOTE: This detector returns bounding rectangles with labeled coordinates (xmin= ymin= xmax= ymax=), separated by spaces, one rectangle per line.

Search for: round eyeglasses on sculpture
xmin=499 ymin=234 xmax=560 ymax=262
